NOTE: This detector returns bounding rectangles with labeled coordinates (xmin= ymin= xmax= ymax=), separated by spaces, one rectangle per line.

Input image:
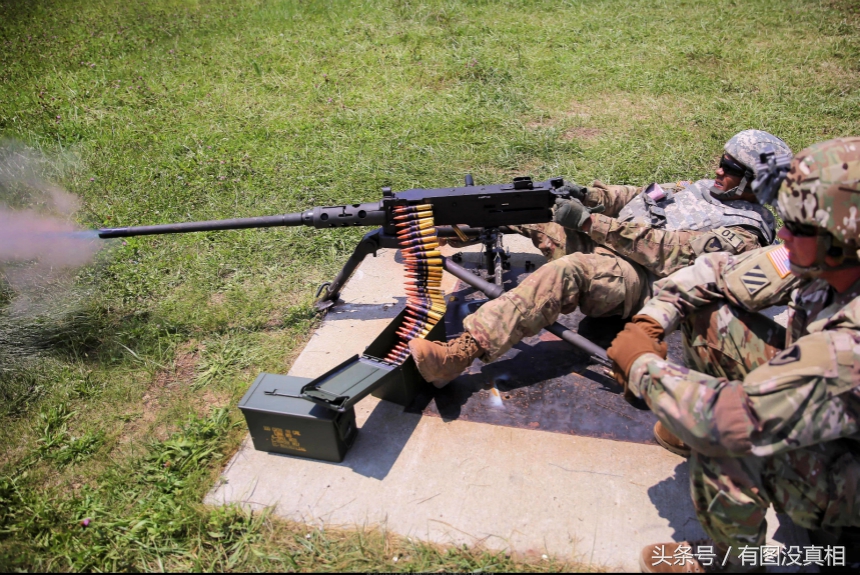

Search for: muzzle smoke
xmin=0 ymin=141 xmax=100 ymax=316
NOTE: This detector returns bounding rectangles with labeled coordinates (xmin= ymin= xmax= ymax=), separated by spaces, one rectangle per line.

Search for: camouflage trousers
xmin=682 ymin=302 xmax=860 ymax=546
xmin=463 ymin=248 xmax=647 ymax=361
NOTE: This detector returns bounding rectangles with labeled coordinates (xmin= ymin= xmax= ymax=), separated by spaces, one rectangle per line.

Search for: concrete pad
xmin=208 ymin=235 xmax=808 ymax=571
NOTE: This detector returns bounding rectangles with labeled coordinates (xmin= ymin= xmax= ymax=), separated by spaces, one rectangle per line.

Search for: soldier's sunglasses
xmin=718 ymin=155 xmax=747 ymax=177
xmin=782 ymin=220 xmax=819 ymax=237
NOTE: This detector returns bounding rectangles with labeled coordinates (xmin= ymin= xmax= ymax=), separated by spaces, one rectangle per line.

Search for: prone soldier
xmin=409 ymin=130 xmax=790 ymax=387
xmin=606 ymin=137 xmax=860 ymax=572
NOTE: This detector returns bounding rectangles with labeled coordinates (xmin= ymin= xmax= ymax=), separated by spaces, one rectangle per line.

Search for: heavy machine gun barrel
xmin=96 ymin=174 xmax=571 ymax=313
xmin=99 ymin=213 xmax=305 ymax=238
xmin=98 ymin=202 xmax=386 ymax=238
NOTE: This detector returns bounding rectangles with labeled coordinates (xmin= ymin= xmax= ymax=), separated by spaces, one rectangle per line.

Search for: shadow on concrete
xmin=409 ymin=331 xmax=658 ymax=443
xmin=259 ymin=398 xmax=420 ymax=481
xmin=322 ymin=299 xmax=406 ymax=322
xmin=646 ymin=461 xmax=708 ymax=542
xmin=341 ymin=399 xmax=421 ymax=481
xmin=409 ymin=277 xmax=658 ymax=443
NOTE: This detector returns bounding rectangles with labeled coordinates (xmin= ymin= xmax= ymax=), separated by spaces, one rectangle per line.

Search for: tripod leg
xmin=314 ymin=228 xmax=388 ymax=311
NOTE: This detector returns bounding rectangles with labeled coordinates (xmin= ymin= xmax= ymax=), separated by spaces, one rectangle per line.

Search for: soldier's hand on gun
xmin=557 ymin=180 xmax=589 ymax=201
xmin=606 ymin=315 xmax=668 ymax=389
xmin=553 ymin=198 xmax=605 ymax=231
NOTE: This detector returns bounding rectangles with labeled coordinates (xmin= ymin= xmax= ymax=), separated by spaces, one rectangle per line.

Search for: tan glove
xmin=607 ymin=317 xmax=668 ymax=393
xmin=630 ymin=314 xmax=666 ymax=342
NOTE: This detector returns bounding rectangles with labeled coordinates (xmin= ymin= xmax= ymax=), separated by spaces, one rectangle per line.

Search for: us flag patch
xmin=741 ymin=265 xmax=769 ymax=295
xmin=767 ymin=246 xmax=791 ymax=279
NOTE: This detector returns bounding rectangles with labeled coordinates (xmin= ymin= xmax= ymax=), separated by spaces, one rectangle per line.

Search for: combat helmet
xmin=777 ymin=136 xmax=860 ymax=275
xmin=713 ymin=130 xmax=792 ymax=201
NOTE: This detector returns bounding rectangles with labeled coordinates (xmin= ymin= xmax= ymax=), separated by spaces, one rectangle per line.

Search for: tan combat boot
xmin=409 ymin=332 xmax=483 ymax=388
xmin=654 ymin=421 xmax=691 ymax=457
xmin=640 ymin=540 xmax=764 ymax=573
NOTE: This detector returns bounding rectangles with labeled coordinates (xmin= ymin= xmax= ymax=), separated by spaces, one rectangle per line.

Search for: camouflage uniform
xmin=513 ymin=129 xmax=790 ymax=264
xmin=464 ymin=180 xmax=768 ymax=361
xmin=511 ymin=181 xmax=649 ymax=261
xmin=628 ymin=243 xmax=860 ymax=547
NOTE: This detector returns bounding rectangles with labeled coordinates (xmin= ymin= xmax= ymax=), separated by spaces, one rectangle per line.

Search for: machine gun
xmin=751 ymin=144 xmax=793 ymax=205
xmin=99 ymin=175 xmax=610 ymax=365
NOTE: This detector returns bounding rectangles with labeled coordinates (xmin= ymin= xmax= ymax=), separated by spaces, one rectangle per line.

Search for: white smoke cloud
xmin=0 ymin=140 xmax=100 ymax=315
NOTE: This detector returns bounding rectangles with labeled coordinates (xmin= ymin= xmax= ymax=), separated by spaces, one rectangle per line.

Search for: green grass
xmin=1 ymin=0 xmax=858 ymax=570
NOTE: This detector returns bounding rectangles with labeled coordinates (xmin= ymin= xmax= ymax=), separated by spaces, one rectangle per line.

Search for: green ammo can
xmin=239 ymin=307 xmax=445 ymax=463
xmin=239 ymin=373 xmax=358 ymax=463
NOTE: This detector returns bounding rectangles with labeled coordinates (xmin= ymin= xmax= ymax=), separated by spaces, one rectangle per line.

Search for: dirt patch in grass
xmin=196 ymin=388 xmax=231 ymax=413
xmin=524 ymin=115 xmax=556 ymax=130
xmin=523 ymin=94 xmax=689 ymax=144
xmin=563 ymin=101 xmax=594 ymax=120
xmin=505 ymin=157 xmax=550 ymax=178
xmin=146 ymin=387 xmax=233 ymax=445
xmin=562 ymin=127 xmax=602 ymax=141
xmin=156 ymin=344 xmax=201 ymax=388
xmin=568 ymin=95 xmax=655 ymax=123
xmin=532 ymin=94 xmax=698 ymax=132
xmin=0 ymin=430 xmax=33 ymax=469
xmin=118 ymin=343 xmax=200 ymax=445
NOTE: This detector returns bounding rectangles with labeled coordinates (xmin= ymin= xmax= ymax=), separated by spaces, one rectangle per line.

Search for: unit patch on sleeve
xmin=769 ymin=344 xmax=801 ymax=366
xmin=741 ymin=264 xmax=770 ymax=295
xmin=703 ymin=237 xmax=723 ymax=253
xmin=766 ymin=245 xmax=792 ymax=279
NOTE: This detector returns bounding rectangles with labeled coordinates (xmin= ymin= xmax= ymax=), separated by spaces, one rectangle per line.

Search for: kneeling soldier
xmin=607 ymin=137 xmax=860 ymax=572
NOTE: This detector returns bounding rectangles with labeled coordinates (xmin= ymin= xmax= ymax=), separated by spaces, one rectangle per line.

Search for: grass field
xmin=1 ymin=0 xmax=859 ymax=570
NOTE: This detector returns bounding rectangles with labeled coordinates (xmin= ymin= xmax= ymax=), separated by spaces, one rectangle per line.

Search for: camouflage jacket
xmin=585 ymin=181 xmax=765 ymax=277
xmin=629 ymin=246 xmax=860 ymax=458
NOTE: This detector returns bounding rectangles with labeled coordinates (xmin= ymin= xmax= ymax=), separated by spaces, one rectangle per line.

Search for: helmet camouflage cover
xmin=724 ymin=129 xmax=792 ymax=174
xmin=778 ymin=137 xmax=860 ymax=250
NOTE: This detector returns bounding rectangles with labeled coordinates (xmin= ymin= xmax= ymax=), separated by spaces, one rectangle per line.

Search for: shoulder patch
xmin=766 ymin=245 xmax=792 ymax=279
xmin=741 ymin=264 xmax=770 ymax=295
xmin=769 ymin=344 xmax=801 ymax=366
xmin=703 ymin=237 xmax=723 ymax=253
